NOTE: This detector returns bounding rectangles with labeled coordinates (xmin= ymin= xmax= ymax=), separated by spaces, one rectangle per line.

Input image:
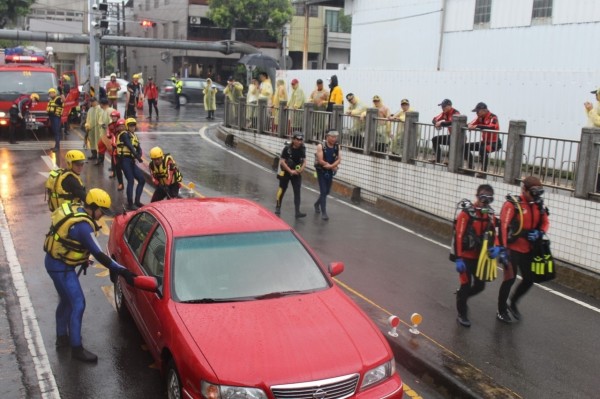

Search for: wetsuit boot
xmin=72 ymin=346 xmax=98 ymax=363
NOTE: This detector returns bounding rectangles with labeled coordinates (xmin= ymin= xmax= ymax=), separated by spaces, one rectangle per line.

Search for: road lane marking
xmin=0 ymin=203 xmax=60 ymax=399
xmin=198 ymin=128 xmax=600 ymax=315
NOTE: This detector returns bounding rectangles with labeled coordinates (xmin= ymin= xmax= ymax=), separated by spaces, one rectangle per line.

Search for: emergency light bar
xmin=5 ymin=55 xmax=46 ymax=64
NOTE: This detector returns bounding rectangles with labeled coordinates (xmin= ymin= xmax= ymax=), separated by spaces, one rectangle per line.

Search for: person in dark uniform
xmin=9 ymin=93 xmax=39 ymax=144
xmin=275 ymin=132 xmax=307 ymax=218
xmin=116 ymin=118 xmax=145 ymax=210
xmin=47 ymin=87 xmax=64 ymax=152
xmin=314 ymin=130 xmax=341 ymax=221
xmin=125 ymin=74 xmax=143 ymax=118
xmin=44 ymin=188 xmax=136 ymax=362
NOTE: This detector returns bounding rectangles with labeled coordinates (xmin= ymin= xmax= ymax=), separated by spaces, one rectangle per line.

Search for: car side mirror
xmin=328 ymin=262 xmax=344 ymax=277
xmin=134 ymin=276 xmax=159 ymax=292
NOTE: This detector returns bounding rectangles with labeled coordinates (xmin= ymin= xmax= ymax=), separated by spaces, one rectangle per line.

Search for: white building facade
xmin=288 ymin=0 xmax=600 ymax=140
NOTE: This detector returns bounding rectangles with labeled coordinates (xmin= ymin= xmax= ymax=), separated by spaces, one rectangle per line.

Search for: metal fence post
xmin=332 ymin=104 xmax=344 ymax=131
xmin=237 ymin=96 xmax=246 ymax=130
xmin=303 ymin=102 xmax=314 ymax=140
xmin=574 ymin=127 xmax=600 ymax=198
xmin=364 ymin=108 xmax=378 ymax=155
xmin=278 ymin=100 xmax=288 ymax=138
xmin=402 ymin=111 xmax=419 ymax=164
xmin=224 ymin=97 xmax=231 ymax=127
xmin=503 ymin=120 xmax=527 ymax=185
xmin=257 ymin=98 xmax=267 ymax=134
xmin=448 ymin=115 xmax=467 ymax=173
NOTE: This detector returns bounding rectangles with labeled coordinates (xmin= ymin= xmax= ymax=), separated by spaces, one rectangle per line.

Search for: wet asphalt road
xmin=2 ymin=102 xmax=600 ymax=398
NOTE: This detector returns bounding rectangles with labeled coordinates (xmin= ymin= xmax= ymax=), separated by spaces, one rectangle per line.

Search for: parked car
xmin=108 ymin=197 xmax=403 ymax=399
xmin=99 ymin=77 xmax=129 ymax=100
xmin=159 ymin=78 xmax=225 ymax=105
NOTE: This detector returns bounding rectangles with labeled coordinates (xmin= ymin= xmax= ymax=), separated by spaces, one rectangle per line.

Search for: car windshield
xmin=0 ymin=71 xmax=56 ymax=95
xmin=171 ymin=231 xmax=329 ymax=302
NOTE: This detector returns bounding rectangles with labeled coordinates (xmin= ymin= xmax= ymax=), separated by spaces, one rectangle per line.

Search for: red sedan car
xmin=108 ymin=197 xmax=403 ymax=399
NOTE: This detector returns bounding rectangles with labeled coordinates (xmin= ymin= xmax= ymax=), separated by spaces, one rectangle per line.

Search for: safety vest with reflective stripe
xmin=149 ymin=154 xmax=182 ymax=185
xmin=45 ymin=169 xmax=85 ymax=212
xmin=47 ymin=97 xmax=63 ymax=117
xmin=116 ymin=130 xmax=140 ymax=158
xmin=44 ymin=203 xmax=97 ymax=267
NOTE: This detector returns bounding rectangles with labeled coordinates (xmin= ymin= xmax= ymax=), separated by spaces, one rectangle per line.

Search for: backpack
xmin=449 ymin=199 xmax=495 ymax=261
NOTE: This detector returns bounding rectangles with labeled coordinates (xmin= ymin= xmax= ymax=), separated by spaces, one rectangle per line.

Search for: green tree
xmin=338 ymin=10 xmax=352 ymax=34
xmin=0 ymin=0 xmax=35 ymax=28
xmin=208 ymin=0 xmax=293 ymax=39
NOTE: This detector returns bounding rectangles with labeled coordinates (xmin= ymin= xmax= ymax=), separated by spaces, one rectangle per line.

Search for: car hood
xmin=174 ymin=287 xmax=390 ymax=385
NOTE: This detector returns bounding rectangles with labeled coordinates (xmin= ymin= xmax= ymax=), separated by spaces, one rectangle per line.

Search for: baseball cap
xmin=346 ymin=93 xmax=355 ymax=101
xmin=148 ymin=76 xmax=153 ymax=80
xmin=401 ymin=98 xmax=409 ymax=105
xmin=316 ymin=79 xmax=323 ymax=84
xmin=472 ymin=102 xmax=488 ymax=112
xmin=228 ymin=76 xmax=234 ymax=82
xmin=591 ymin=88 xmax=600 ymax=94
xmin=292 ymin=131 xmax=304 ymax=140
xmin=438 ymin=99 xmax=452 ymax=107
xmin=291 ymin=78 xmax=299 ymax=85
xmin=326 ymin=130 xmax=339 ymax=137
xmin=373 ymin=95 xmax=381 ymax=102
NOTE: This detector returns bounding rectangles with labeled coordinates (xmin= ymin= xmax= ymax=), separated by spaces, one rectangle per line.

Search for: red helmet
xmin=110 ymin=110 xmax=121 ymax=119
xmin=116 ymin=118 xmax=127 ymax=130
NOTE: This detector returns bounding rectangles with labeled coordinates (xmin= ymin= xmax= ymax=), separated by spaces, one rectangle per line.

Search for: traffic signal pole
xmin=89 ymin=0 xmax=100 ymax=94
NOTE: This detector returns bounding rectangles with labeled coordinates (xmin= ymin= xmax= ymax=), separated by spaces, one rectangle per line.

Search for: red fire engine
xmin=0 ymin=49 xmax=79 ymax=135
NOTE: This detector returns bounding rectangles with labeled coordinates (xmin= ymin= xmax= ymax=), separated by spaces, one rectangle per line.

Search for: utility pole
xmin=116 ymin=2 xmax=121 ymax=75
xmin=282 ymin=25 xmax=288 ymax=70
xmin=88 ymin=0 xmax=100 ymax=93
xmin=302 ymin=3 xmax=309 ymax=70
xmin=122 ymin=1 xmax=128 ymax=79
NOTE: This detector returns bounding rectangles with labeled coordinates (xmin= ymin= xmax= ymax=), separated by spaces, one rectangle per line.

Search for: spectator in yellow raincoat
xmin=272 ymin=79 xmax=288 ymax=130
xmin=203 ymin=78 xmax=217 ymax=120
xmin=388 ymin=98 xmax=417 ymax=155
xmin=287 ymin=79 xmax=305 ymax=132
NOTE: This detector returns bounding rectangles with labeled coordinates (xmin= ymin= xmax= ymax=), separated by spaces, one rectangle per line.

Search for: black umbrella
xmin=238 ymin=53 xmax=280 ymax=70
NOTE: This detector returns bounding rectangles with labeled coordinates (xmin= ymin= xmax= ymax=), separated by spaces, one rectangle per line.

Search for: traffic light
xmin=141 ymin=20 xmax=156 ymax=28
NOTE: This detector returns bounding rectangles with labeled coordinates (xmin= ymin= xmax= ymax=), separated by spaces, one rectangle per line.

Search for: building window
xmin=532 ymin=0 xmax=552 ymax=19
xmin=163 ymin=23 xmax=169 ymax=39
xmin=325 ymin=10 xmax=339 ymax=32
xmin=294 ymin=4 xmax=318 ymax=17
xmin=154 ymin=0 xmax=159 ymax=8
xmin=474 ymin=0 xmax=492 ymax=25
xmin=145 ymin=0 xmax=150 ymax=11
xmin=172 ymin=21 xmax=179 ymax=39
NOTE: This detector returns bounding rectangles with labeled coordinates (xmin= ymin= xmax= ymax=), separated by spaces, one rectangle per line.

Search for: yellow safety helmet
xmin=48 ymin=88 xmax=57 ymax=94
xmin=86 ymin=188 xmax=112 ymax=210
xmin=126 ymin=117 xmax=137 ymax=126
xmin=62 ymin=74 xmax=71 ymax=82
xmin=132 ymin=74 xmax=139 ymax=79
xmin=65 ymin=150 xmax=86 ymax=168
xmin=150 ymin=146 xmax=164 ymax=159
xmin=30 ymin=93 xmax=40 ymax=101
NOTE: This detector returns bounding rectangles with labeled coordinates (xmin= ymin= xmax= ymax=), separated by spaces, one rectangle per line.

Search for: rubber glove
xmin=455 ymin=258 xmax=466 ymax=273
xmin=488 ymin=246 xmax=503 ymax=259
xmin=118 ymin=268 xmax=137 ymax=286
xmin=527 ymin=229 xmax=542 ymax=241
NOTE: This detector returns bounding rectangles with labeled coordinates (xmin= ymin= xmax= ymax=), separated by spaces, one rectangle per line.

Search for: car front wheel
xmin=166 ymin=359 xmax=182 ymax=399
xmin=179 ymin=95 xmax=188 ymax=106
xmin=114 ymin=278 xmax=130 ymax=319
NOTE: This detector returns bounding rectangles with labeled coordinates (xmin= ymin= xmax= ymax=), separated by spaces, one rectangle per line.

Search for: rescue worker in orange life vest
xmin=47 ymin=88 xmax=64 ymax=152
xmin=44 ymin=188 xmax=137 ymax=363
xmin=149 ymin=146 xmax=183 ymax=202
xmin=454 ymin=184 xmax=502 ymax=327
xmin=46 ymin=150 xmax=87 ymax=212
xmin=497 ymin=176 xmax=550 ymax=323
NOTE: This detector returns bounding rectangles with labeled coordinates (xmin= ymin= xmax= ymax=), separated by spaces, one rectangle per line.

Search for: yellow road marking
xmin=402 ymin=383 xmax=422 ymax=398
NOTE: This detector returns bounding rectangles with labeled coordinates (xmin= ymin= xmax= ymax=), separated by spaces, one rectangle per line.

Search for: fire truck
xmin=0 ymin=48 xmax=79 ymax=136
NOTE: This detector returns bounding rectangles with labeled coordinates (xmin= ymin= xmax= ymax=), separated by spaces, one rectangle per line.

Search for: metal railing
xmin=223 ymin=98 xmax=600 ymax=199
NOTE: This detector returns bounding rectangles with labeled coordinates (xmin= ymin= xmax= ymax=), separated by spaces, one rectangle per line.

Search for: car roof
xmin=148 ymin=197 xmax=291 ymax=237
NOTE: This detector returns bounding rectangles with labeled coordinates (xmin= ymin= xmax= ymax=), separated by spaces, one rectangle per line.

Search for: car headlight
xmin=0 ymin=111 xmax=6 ymax=117
xmin=360 ymin=360 xmax=395 ymax=390
xmin=201 ymin=381 xmax=267 ymax=399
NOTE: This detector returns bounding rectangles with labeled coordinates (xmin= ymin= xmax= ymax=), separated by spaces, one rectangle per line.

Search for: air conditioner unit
xmin=188 ymin=16 xmax=201 ymax=26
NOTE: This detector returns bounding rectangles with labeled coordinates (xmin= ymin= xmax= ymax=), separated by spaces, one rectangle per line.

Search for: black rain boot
xmin=71 ymin=346 xmax=98 ymax=363
xmin=55 ymin=335 xmax=70 ymax=349
xmin=95 ymin=154 xmax=104 ymax=166
xmin=88 ymin=150 xmax=97 ymax=160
